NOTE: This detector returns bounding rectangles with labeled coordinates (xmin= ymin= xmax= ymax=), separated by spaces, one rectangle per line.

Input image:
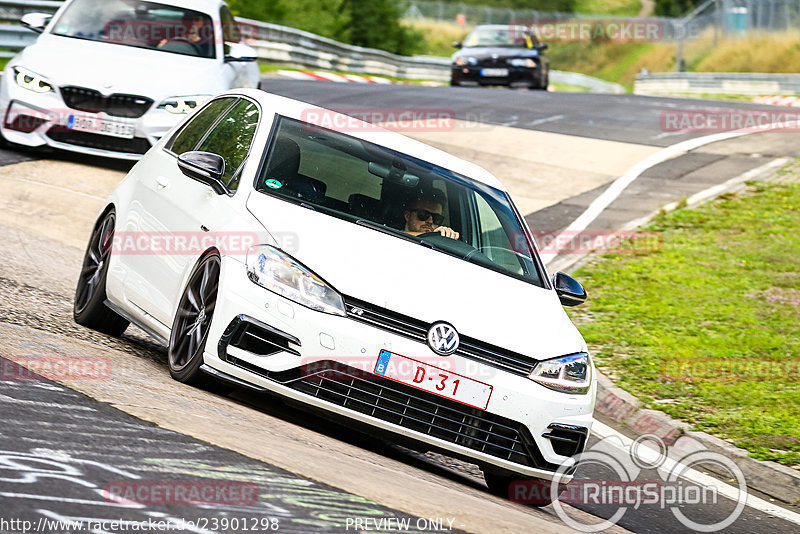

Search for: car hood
xmin=246 ymin=193 xmax=586 ymax=360
xmin=15 ymin=34 xmax=228 ymax=98
xmin=453 ymin=47 xmax=540 ymax=59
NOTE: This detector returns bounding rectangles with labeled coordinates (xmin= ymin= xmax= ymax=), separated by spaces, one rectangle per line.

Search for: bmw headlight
xmin=530 ymin=352 xmax=591 ymax=394
xmin=158 ymin=95 xmax=211 ymax=114
xmin=13 ymin=66 xmax=53 ymax=93
xmin=246 ymin=245 xmax=345 ymax=316
xmin=454 ymin=56 xmax=478 ymax=66
xmin=509 ymin=58 xmax=537 ymax=68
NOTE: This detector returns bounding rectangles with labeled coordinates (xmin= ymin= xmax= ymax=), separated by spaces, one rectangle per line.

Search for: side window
xmin=195 ymin=99 xmax=259 ymax=191
xmin=168 ymin=98 xmax=235 ymax=155
xmin=220 ymin=5 xmax=241 ymax=43
xmin=475 ymin=192 xmax=525 ymax=275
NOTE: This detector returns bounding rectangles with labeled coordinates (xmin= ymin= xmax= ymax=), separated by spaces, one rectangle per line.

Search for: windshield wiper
xmin=355 ymin=219 xmax=434 ymax=248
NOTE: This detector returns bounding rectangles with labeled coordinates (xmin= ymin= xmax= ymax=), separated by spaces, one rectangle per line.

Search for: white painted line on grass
xmin=592 ymin=421 xmax=800 ymax=526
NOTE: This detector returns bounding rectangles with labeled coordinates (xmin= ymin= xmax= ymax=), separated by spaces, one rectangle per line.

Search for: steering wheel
xmin=160 ymin=36 xmax=201 ymax=54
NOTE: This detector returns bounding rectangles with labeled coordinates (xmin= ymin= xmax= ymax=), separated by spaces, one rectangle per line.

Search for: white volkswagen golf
xmin=0 ymin=0 xmax=259 ymax=160
xmin=74 ymin=89 xmax=596 ymax=501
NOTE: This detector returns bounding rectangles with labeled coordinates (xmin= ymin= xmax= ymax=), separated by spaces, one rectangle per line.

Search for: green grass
xmin=570 ymin=170 xmax=800 ymax=468
xmin=574 ymin=0 xmax=643 ymax=16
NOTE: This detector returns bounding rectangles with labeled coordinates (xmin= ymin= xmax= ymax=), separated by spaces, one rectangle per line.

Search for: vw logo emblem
xmin=427 ymin=322 xmax=459 ymax=356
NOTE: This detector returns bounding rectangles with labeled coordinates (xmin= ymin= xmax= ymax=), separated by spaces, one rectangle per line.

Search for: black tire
xmin=167 ymin=253 xmax=222 ymax=389
xmin=73 ymin=210 xmax=129 ymax=336
xmin=450 ymin=77 xmax=460 ymax=86
xmin=530 ymin=72 xmax=549 ymax=91
xmin=483 ymin=470 xmax=564 ymax=506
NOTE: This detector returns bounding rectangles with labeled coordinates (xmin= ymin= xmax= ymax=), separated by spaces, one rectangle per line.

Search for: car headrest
xmin=267 ymin=137 xmax=301 ymax=182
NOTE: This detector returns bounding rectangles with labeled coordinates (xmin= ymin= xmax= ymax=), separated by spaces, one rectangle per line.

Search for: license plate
xmin=481 ymin=68 xmax=508 ymax=77
xmin=66 ymin=114 xmax=135 ymax=139
xmin=373 ymin=350 xmax=493 ymax=410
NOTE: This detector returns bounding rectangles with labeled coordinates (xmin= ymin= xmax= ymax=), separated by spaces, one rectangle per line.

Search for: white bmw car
xmin=74 ymin=88 xmax=596 ymax=500
xmin=0 ymin=0 xmax=260 ymax=160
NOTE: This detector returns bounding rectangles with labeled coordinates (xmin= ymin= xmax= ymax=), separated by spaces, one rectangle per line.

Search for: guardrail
xmin=0 ymin=3 xmax=625 ymax=93
xmin=635 ymin=72 xmax=800 ymax=96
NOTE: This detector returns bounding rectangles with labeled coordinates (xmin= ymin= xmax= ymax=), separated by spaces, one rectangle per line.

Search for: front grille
xmin=543 ymin=424 xmax=588 ymax=458
xmin=46 ymin=128 xmax=151 ymax=155
xmin=226 ymin=358 xmax=557 ymax=470
xmin=6 ymin=114 xmax=47 ymax=133
xmin=477 ymin=57 xmax=506 ymax=67
xmin=344 ymin=296 xmax=539 ymax=376
xmin=60 ymin=86 xmax=153 ymax=118
xmin=220 ymin=315 xmax=301 ymax=358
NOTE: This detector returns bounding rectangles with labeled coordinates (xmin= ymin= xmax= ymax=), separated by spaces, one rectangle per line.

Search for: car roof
xmin=233 ymin=89 xmax=508 ymax=192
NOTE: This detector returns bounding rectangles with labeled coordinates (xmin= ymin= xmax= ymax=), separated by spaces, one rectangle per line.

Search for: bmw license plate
xmin=480 ymin=68 xmax=508 ymax=77
xmin=66 ymin=114 xmax=135 ymax=139
xmin=373 ymin=349 xmax=493 ymax=410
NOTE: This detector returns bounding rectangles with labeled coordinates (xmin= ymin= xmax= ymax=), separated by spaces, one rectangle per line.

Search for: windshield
xmin=256 ymin=117 xmax=545 ymax=288
xmin=50 ymin=0 xmax=216 ymax=59
xmin=463 ymin=26 xmax=533 ymax=48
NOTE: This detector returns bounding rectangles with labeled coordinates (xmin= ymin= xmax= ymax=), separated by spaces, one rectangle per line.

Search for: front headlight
xmin=13 ymin=66 xmax=54 ymax=93
xmin=246 ymin=245 xmax=346 ymax=316
xmin=509 ymin=58 xmax=537 ymax=68
xmin=530 ymin=352 xmax=591 ymax=394
xmin=454 ymin=56 xmax=478 ymax=66
xmin=158 ymin=95 xmax=211 ymax=114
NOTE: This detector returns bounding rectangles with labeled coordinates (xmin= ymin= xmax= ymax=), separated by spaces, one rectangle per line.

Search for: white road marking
xmin=592 ymin=421 xmax=800 ymax=526
xmin=619 ymin=157 xmax=791 ymax=232
xmin=527 ymin=114 xmax=565 ymax=127
xmin=544 ymin=120 xmax=799 ymax=266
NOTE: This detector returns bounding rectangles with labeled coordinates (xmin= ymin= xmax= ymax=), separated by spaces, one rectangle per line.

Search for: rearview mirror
xmin=224 ymin=42 xmax=258 ymax=62
xmin=553 ymin=272 xmax=587 ymax=307
xmin=21 ymin=13 xmax=51 ymax=33
xmin=177 ymin=151 xmax=228 ymax=195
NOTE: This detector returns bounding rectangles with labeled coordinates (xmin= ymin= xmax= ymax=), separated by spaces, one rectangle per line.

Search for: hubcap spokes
xmin=171 ymin=258 xmax=219 ymax=371
xmin=76 ymin=216 xmax=114 ymax=312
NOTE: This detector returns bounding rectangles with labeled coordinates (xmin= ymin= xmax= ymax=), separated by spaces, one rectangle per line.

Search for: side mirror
xmin=538 ymin=43 xmax=549 ymax=51
xmin=452 ymin=41 xmax=462 ymax=49
xmin=224 ymin=42 xmax=258 ymax=62
xmin=177 ymin=151 xmax=228 ymax=195
xmin=553 ymin=272 xmax=587 ymax=307
xmin=21 ymin=13 xmax=51 ymax=33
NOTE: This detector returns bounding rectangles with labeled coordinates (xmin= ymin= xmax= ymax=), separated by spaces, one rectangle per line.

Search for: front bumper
xmin=451 ymin=66 xmax=540 ymax=86
xmin=203 ymin=258 xmax=596 ymax=482
xmin=0 ymin=76 xmax=183 ymax=160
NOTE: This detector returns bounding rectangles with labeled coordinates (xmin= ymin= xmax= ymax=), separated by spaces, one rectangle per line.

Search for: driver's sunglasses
xmin=411 ymin=209 xmax=444 ymax=225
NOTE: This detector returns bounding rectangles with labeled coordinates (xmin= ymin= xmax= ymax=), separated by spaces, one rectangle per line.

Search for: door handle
xmin=155 ymin=176 xmax=170 ymax=189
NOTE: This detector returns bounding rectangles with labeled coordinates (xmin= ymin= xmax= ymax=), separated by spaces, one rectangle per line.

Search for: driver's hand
xmin=434 ymin=226 xmax=459 ymax=240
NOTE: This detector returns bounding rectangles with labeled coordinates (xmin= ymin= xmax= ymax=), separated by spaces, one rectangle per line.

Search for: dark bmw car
xmin=451 ymin=25 xmax=549 ymax=90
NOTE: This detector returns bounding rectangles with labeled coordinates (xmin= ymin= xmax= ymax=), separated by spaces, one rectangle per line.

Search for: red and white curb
xmin=276 ymin=70 xmax=393 ymax=84
xmin=752 ymin=95 xmax=800 ymax=107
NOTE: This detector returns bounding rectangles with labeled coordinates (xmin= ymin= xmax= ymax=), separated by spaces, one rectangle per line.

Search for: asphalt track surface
xmin=1 ymin=82 xmax=799 ymax=533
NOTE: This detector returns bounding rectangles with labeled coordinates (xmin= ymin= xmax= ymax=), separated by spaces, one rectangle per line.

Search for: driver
xmin=158 ymin=12 xmax=206 ymax=48
xmin=403 ymin=190 xmax=460 ymax=240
